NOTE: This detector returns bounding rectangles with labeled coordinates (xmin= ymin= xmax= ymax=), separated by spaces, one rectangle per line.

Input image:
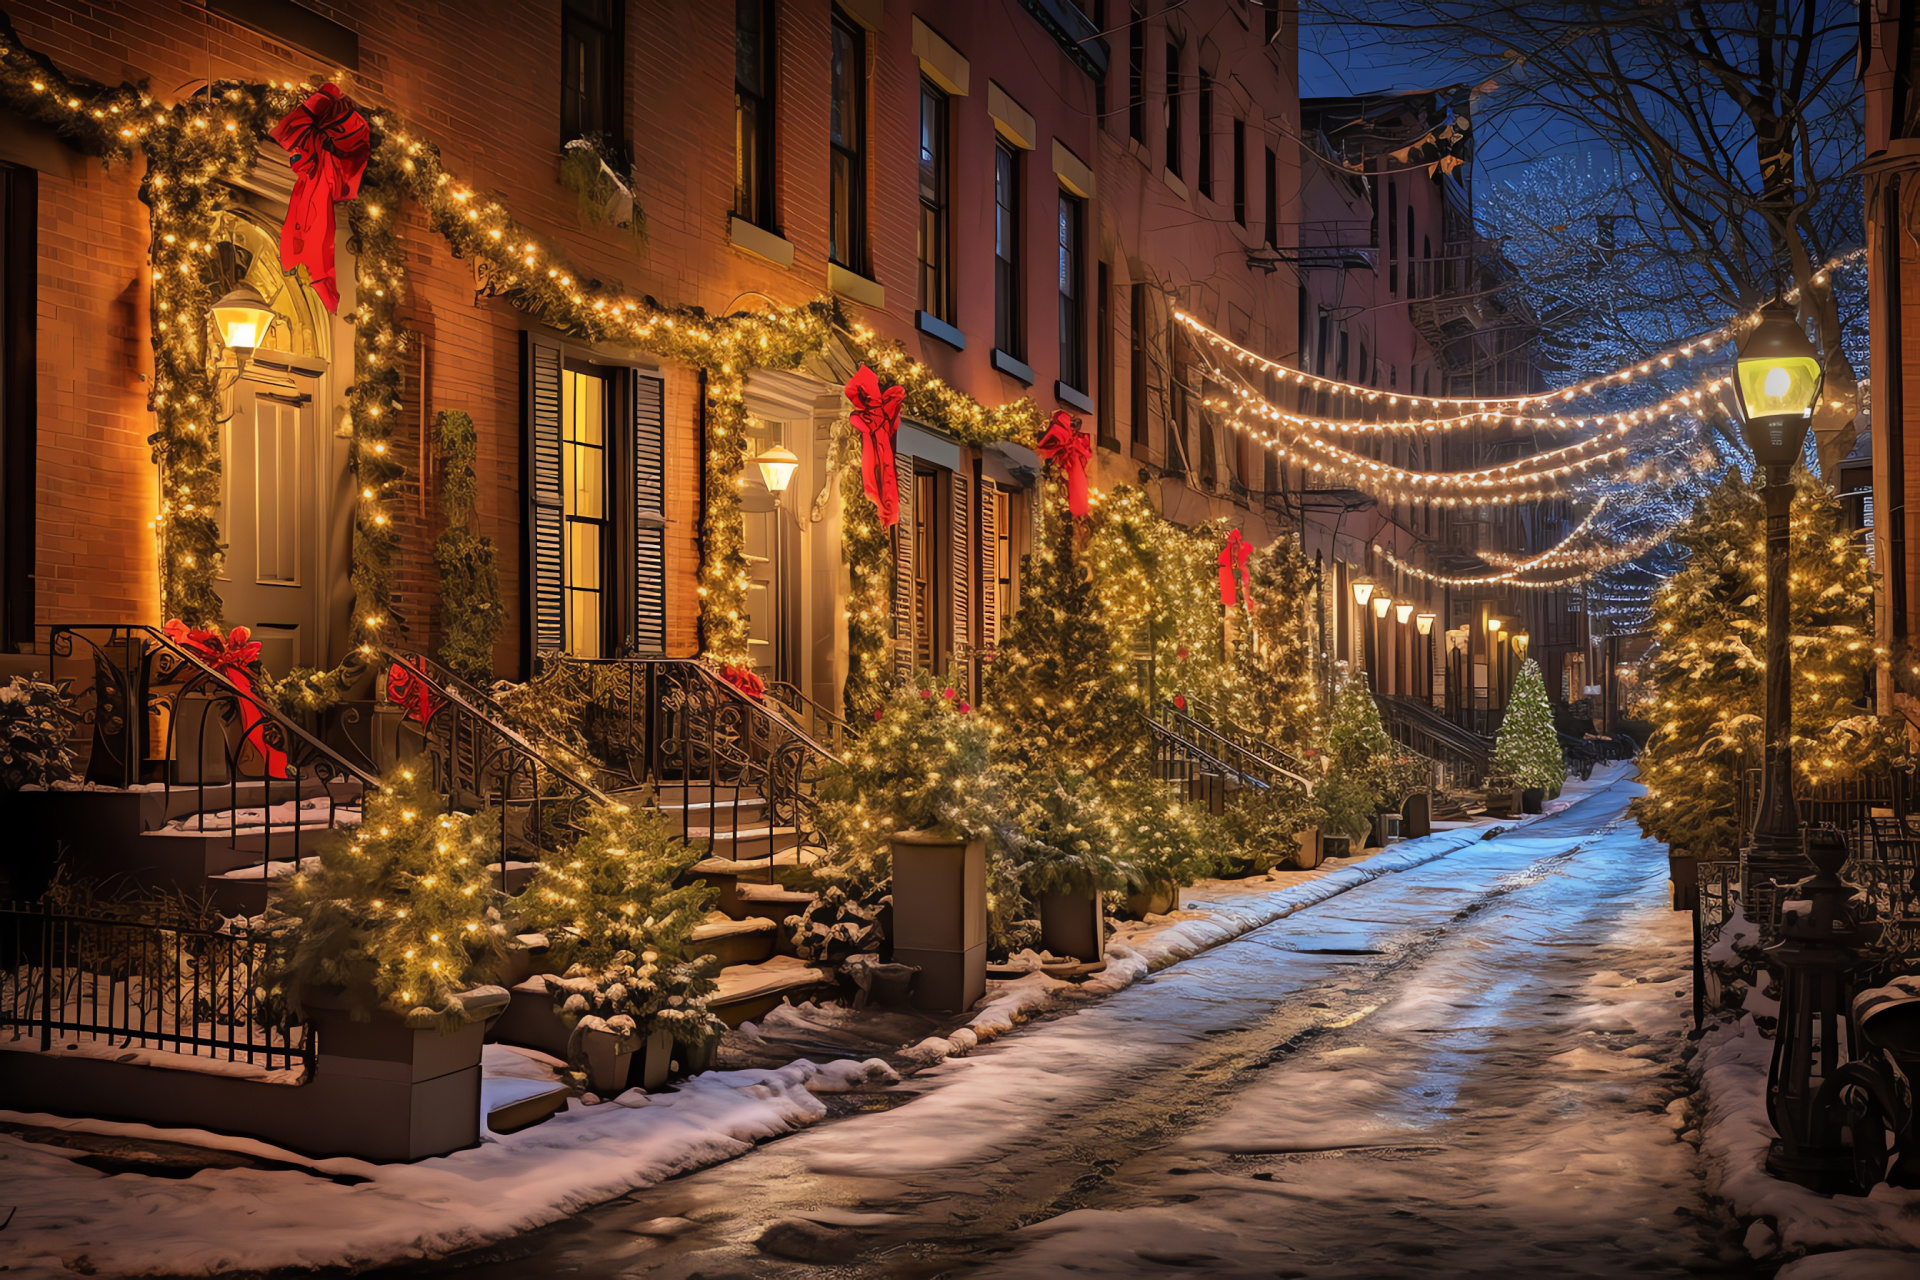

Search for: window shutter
xmin=522 ymin=331 xmax=565 ymax=658
xmin=892 ymin=450 xmax=915 ymax=677
xmin=631 ymin=369 xmax=668 ymax=654
xmin=977 ymin=481 xmax=998 ymax=659
xmin=950 ymin=468 xmax=970 ymax=666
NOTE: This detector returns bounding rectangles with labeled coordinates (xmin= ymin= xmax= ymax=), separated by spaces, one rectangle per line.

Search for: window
xmin=1262 ymin=0 xmax=1279 ymax=45
xmin=1164 ymin=40 xmax=1181 ymax=176
xmin=1096 ymin=261 xmax=1115 ymax=446
xmin=994 ymin=141 xmax=1023 ymax=357
xmin=910 ymin=471 xmax=944 ymax=670
xmin=1196 ymin=68 xmax=1213 ymax=198
xmin=917 ymin=81 xmax=950 ymax=319
xmin=1130 ymin=281 xmax=1149 ymax=451
xmin=1387 ymin=181 xmax=1398 ymax=294
xmin=561 ymin=0 xmax=623 ymax=148
xmin=1169 ymin=335 xmax=1190 ymax=475
xmin=1406 ymin=207 xmax=1416 ymax=297
xmin=1058 ymin=191 xmax=1086 ymax=390
xmin=733 ymin=0 xmax=774 ymax=226
xmin=1263 ymin=146 xmax=1277 ymax=248
xmin=1231 ymin=118 xmax=1246 ymax=225
xmin=829 ymin=12 xmax=866 ymax=269
xmin=561 ymin=366 xmax=610 ymax=658
xmin=1128 ymin=3 xmax=1146 ymax=143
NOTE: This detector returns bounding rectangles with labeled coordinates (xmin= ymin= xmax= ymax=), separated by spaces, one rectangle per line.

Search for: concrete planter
xmin=1401 ymin=792 xmax=1432 ymax=839
xmin=1370 ymin=811 xmax=1402 ymax=848
xmin=1668 ymin=849 xmax=1698 ymax=913
xmin=1521 ymin=787 xmax=1546 ymax=815
xmin=889 ymin=826 xmax=987 ymax=1014
xmin=1038 ymin=887 xmax=1104 ymax=963
xmin=638 ymin=1023 xmax=675 ymax=1091
xmin=1122 ymin=882 xmax=1178 ymax=917
xmin=578 ymin=1022 xmax=637 ymax=1096
xmin=1289 ymin=827 xmax=1322 ymax=870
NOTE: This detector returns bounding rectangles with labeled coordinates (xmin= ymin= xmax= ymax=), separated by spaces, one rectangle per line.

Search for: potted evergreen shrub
xmin=1492 ymin=659 xmax=1566 ymax=816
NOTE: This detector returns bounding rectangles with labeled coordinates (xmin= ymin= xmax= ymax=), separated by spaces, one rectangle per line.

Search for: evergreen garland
xmin=429 ymin=410 xmax=503 ymax=680
xmin=1492 ymin=657 xmax=1566 ymax=794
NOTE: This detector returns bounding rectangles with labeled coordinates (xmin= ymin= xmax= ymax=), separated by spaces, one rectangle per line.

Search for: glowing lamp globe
xmin=753 ymin=444 xmax=800 ymax=494
xmin=1395 ymin=603 xmax=1414 ymax=625
xmin=1512 ymin=631 xmax=1530 ymax=655
xmin=1372 ymin=595 xmax=1392 ymax=620
xmin=1415 ymin=611 xmax=1436 ymax=636
xmin=1733 ymin=301 xmax=1822 ymax=466
xmin=211 ymin=282 xmax=274 ymax=354
xmin=1352 ymin=577 xmax=1375 ymax=608
xmin=1485 ymin=617 xmax=1502 ymax=634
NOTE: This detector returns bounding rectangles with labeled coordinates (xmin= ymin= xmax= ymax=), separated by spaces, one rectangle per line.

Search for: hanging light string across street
xmin=1170 ymin=247 xmax=1862 ymax=419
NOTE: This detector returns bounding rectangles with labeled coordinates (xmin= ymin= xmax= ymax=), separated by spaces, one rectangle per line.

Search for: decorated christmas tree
xmin=1630 ymin=470 xmax=1895 ymax=859
xmin=1492 ymin=658 xmax=1566 ymax=795
xmin=1324 ymin=668 xmax=1423 ymax=829
xmin=1239 ymin=537 xmax=1326 ymax=754
xmin=270 ymin=768 xmax=507 ymax=1026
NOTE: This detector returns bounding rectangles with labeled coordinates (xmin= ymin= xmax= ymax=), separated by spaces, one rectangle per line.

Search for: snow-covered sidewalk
xmin=1696 ymin=1016 xmax=1920 ymax=1275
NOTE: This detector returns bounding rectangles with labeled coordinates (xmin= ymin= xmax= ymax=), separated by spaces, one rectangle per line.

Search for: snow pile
xmin=1695 ymin=1015 xmax=1920 ymax=1271
xmin=0 ymin=1056 xmax=892 ymax=1279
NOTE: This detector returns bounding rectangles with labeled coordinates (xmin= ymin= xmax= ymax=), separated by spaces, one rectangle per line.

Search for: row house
xmin=6 ymin=0 xmax=1303 ymax=719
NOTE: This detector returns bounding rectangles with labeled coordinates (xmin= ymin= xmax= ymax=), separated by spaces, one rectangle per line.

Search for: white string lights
xmin=1172 ymin=246 xmax=1863 ymax=418
xmin=1209 ymin=377 xmax=1727 ymax=436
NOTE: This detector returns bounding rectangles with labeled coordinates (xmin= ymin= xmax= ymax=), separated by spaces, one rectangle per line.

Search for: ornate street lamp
xmin=1371 ymin=594 xmax=1392 ymax=620
xmin=1734 ymin=302 xmax=1822 ymax=866
xmin=1351 ymin=575 xmax=1375 ymax=608
xmin=210 ymin=282 xmax=275 ymax=359
xmin=1415 ymin=611 xmax=1436 ymax=636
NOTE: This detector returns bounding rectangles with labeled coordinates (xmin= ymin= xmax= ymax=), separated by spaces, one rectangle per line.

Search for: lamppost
xmin=1416 ymin=611 xmax=1436 ymax=704
xmin=1372 ymin=592 xmax=1392 ymax=691
xmin=1353 ymin=574 xmax=1376 ymax=677
xmin=1732 ymin=302 xmax=1823 ymax=877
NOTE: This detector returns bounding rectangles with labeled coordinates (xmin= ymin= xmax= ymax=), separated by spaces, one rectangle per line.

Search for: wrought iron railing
xmin=0 ymin=900 xmax=309 ymax=1073
xmin=538 ymin=657 xmax=837 ymax=870
xmin=50 ymin=625 xmax=377 ymax=882
xmin=1377 ymin=693 xmax=1488 ymax=787
xmin=376 ymin=650 xmax=613 ymax=883
xmin=766 ymin=679 xmax=852 ymax=752
xmin=1154 ymin=701 xmax=1316 ymax=794
xmin=1173 ymin=693 xmax=1319 ymax=785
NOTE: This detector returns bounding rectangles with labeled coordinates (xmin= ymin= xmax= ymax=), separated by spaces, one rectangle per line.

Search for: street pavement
xmin=376 ymin=771 xmax=1750 ymax=1278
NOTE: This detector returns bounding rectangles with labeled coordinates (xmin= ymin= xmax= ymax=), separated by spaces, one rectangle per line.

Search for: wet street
xmin=375 ymin=773 xmax=1746 ymax=1278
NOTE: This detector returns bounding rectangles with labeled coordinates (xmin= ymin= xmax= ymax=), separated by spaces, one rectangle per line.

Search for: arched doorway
xmin=207 ymin=210 xmax=343 ymax=672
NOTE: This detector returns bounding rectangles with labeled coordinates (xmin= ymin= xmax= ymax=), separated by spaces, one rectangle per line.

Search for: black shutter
xmin=631 ymin=369 xmax=668 ymax=654
xmin=522 ymin=331 xmax=565 ymax=660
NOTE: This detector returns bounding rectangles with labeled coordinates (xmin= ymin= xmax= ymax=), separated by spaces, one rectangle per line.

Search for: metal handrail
xmin=1162 ymin=704 xmax=1316 ymax=793
xmin=50 ymin=624 xmax=377 ymax=883
xmin=765 ymin=679 xmax=852 ymax=751
xmin=377 ymin=649 xmax=613 ymax=885
xmin=537 ymin=657 xmax=838 ymax=877
xmin=1173 ymin=693 xmax=1320 ymax=786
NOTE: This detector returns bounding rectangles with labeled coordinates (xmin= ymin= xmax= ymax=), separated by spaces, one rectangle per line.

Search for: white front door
xmin=221 ymin=377 xmax=325 ymax=671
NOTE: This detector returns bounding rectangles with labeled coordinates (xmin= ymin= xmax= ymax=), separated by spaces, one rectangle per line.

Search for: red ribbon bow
xmin=1218 ymin=530 xmax=1254 ymax=609
xmin=1036 ymin=411 xmax=1093 ymax=518
xmin=845 ymin=365 xmax=906 ymax=527
xmin=270 ymin=83 xmax=370 ymax=314
xmin=385 ymin=657 xmax=438 ymax=726
xmin=719 ymin=664 xmax=766 ymax=700
xmin=162 ymin=620 xmax=290 ymax=780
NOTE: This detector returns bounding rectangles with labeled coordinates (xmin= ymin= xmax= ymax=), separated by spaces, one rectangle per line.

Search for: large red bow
xmin=385 ymin=657 xmax=438 ymax=726
xmin=270 ymin=83 xmax=370 ymax=313
xmin=1037 ymin=411 xmax=1093 ymax=518
xmin=844 ymin=365 xmax=905 ymax=527
xmin=162 ymin=620 xmax=290 ymax=780
xmin=1218 ymin=530 xmax=1254 ymax=610
xmin=719 ymin=664 xmax=766 ymax=700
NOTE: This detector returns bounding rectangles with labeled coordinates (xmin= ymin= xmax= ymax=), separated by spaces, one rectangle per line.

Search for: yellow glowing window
xmin=561 ymin=368 xmax=607 ymax=658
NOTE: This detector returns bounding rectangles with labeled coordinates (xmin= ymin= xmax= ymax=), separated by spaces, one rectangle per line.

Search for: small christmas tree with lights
xmin=1324 ymin=668 xmax=1422 ymax=825
xmin=271 ymin=768 xmax=507 ymax=1026
xmin=1629 ymin=470 xmax=1895 ymax=860
xmin=1492 ymin=658 xmax=1566 ymax=795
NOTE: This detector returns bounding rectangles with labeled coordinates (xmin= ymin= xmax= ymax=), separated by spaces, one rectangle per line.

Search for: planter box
xmin=889 ymin=826 xmax=986 ymax=1014
xmin=1321 ymin=834 xmax=1352 ymax=860
xmin=1289 ymin=827 xmax=1322 ymax=871
xmin=1401 ymin=792 xmax=1432 ymax=839
xmin=1668 ymin=849 xmax=1698 ymax=913
xmin=1371 ymin=811 xmax=1402 ymax=847
xmin=1038 ymin=887 xmax=1104 ymax=963
xmin=580 ymin=1023 xmax=636 ymax=1096
xmin=1122 ymin=882 xmax=1178 ymax=917
xmin=304 ymin=989 xmax=496 ymax=1161
xmin=1521 ymin=787 xmax=1546 ymax=815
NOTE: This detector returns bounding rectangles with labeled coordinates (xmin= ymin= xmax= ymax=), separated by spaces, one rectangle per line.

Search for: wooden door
xmin=222 ymin=378 xmax=322 ymax=669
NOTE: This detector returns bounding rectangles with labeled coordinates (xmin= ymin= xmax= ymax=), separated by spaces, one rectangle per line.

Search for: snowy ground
xmin=2 ymin=764 xmax=1760 ymax=1279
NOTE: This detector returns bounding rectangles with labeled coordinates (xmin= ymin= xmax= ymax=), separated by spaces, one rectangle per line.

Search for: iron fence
xmin=0 ymin=900 xmax=309 ymax=1073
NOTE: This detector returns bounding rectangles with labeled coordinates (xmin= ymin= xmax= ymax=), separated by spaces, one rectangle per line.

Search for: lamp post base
xmin=1765 ymin=1138 xmax=1856 ymax=1195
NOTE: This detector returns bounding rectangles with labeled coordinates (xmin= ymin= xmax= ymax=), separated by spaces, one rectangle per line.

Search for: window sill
xmin=916 ymin=311 xmax=966 ymax=351
xmin=991 ymin=348 xmax=1035 ymax=385
xmin=1162 ymin=168 xmax=1190 ymax=201
xmin=1054 ymin=381 xmax=1094 ymax=414
xmin=828 ymin=262 xmax=885 ymax=309
xmin=729 ymin=217 xmax=794 ymax=269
